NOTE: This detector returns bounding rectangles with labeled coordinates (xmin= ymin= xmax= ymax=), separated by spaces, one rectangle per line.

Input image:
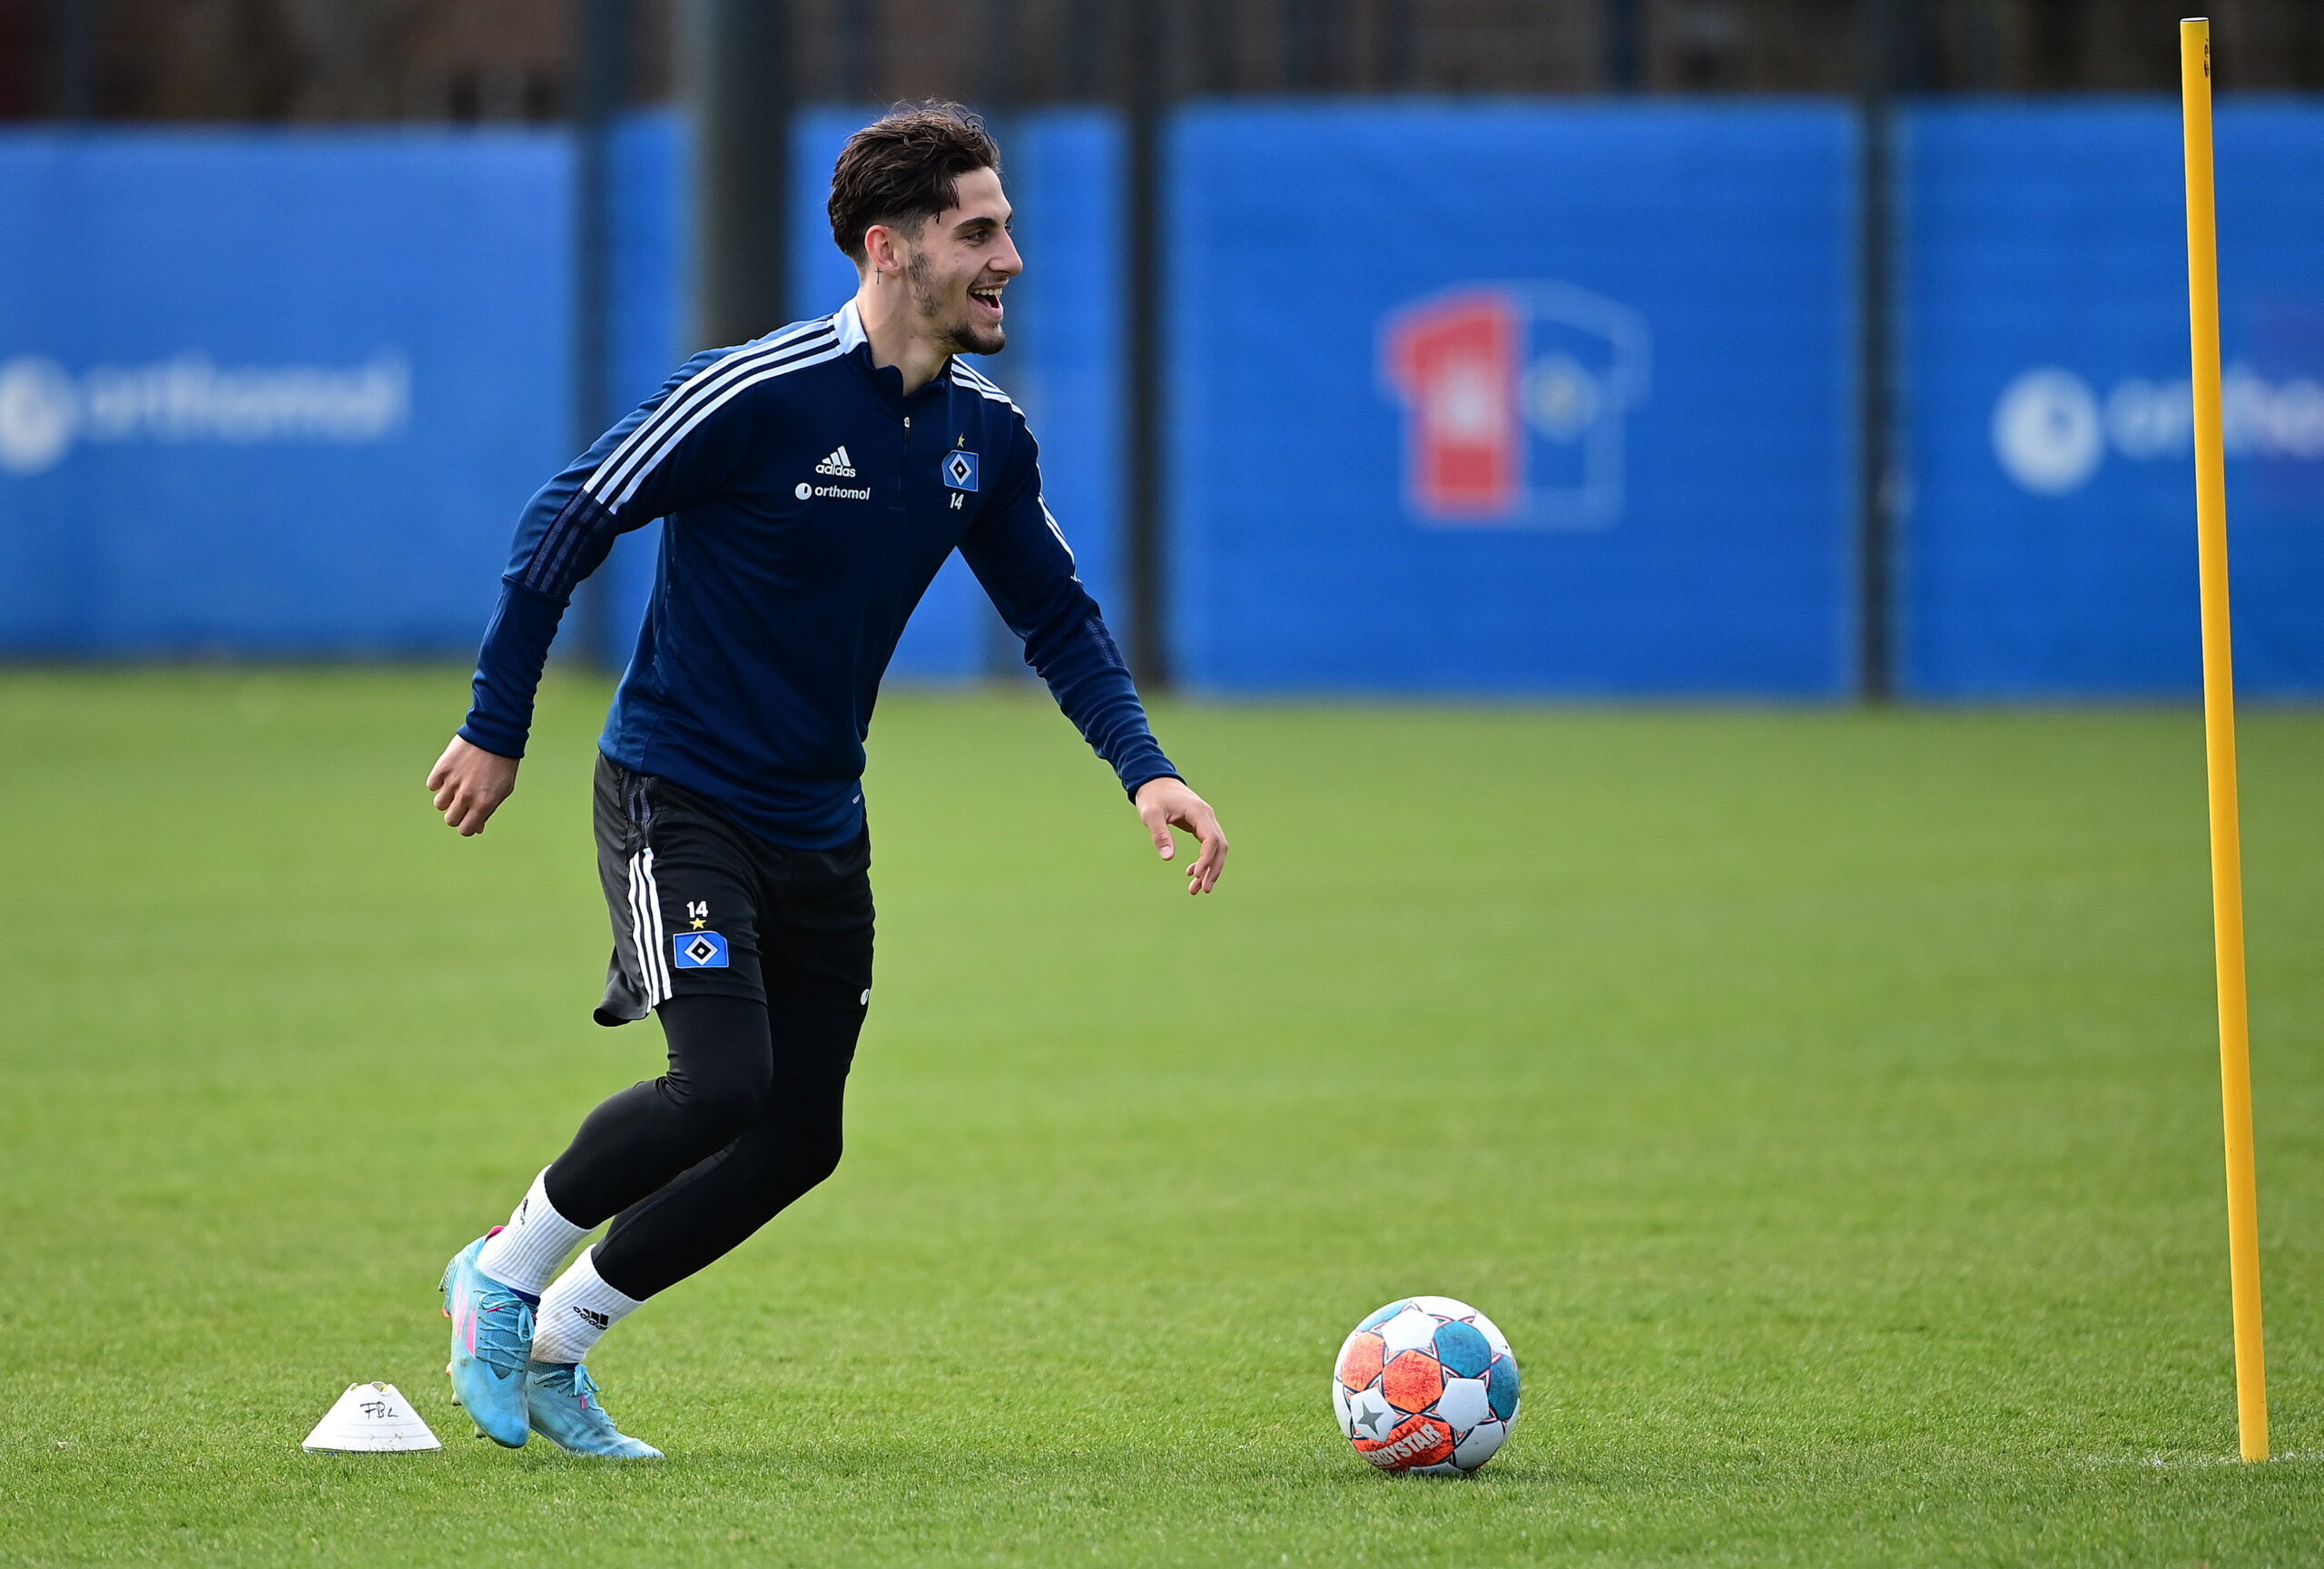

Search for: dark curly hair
xmin=827 ymin=102 xmax=1003 ymax=265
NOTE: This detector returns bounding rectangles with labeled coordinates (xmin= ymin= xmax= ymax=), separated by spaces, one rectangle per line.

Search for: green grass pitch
xmin=3 ymin=668 xmax=2322 ymax=1564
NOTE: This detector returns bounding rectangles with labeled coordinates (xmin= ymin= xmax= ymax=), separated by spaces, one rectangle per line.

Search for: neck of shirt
xmin=851 ymin=287 xmax=955 ymax=396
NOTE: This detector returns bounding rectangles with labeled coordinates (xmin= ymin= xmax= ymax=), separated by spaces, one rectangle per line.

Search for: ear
xmin=862 ymin=222 xmax=905 ymax=282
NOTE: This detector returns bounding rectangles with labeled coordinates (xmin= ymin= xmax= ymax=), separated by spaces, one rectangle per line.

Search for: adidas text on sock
xmin=530 ymin=1247 xmax=643 ymax=1366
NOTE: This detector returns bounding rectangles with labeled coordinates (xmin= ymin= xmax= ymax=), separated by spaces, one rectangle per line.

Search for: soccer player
xmin=423 ymin=104 xmax=1226 ymax=1458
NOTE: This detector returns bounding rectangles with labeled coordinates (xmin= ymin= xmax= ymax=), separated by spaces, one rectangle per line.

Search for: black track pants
xmin=541 ymin=757 xmax=873 ymax=1300
xmin=541 ymin=993 xmax=850 ymax=1300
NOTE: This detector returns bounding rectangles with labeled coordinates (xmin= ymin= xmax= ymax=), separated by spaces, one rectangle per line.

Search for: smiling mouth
xmin=969 ymin=284 xmax=1004 ymax=316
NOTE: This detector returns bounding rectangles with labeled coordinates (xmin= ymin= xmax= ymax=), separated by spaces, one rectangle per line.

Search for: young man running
xmin=424 ymin=104 xmax=1226 ymax=1459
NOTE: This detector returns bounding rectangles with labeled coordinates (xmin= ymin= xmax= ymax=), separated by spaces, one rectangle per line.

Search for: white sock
xmin=475 ymin=1169 xmax=590 ymax=1297
xmin=530 ymin=1247 xmax=643 ymax=1366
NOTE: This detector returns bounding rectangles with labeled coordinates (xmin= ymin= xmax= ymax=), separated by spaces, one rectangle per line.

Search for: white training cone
xmin=301 ymin=1382 xmax=442 ymax=1453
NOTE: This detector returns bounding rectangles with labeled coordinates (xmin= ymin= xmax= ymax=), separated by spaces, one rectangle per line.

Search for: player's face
xmin=902 ymin=166 xmax=1021 ymax=356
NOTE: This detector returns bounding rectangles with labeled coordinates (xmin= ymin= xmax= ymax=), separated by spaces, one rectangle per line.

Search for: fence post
xmin=836 ymin=0 xmax=872 ymax=103
xmin=54 ymin=0 xmax=95 ymax=121
xmin=572 ymin=0 xmax=626 ymax=668
xmin=692 ymin=0 xmax=793 ymax=351
xmin=1856 ymin=0 xmax=1900 ymax=701
xmin=1123 ymin=2 xmax=1170 ymax=689
xmin=1604 ymin=0 xmax=1645 ymax=92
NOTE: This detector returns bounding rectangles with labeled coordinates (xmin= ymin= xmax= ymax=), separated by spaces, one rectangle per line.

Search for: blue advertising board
xmin=596 ymin=107 xmax=1124 ymax=683
xmin=1167 ymin=102 xmax=1858 ymax=695
xmin=21 ymin=103 xmax=2321 ymax=698
xmin=0 ymin=130 xmax=571 ymax=655
xmin=1901 ymin=103 xmax=2324 ymax=697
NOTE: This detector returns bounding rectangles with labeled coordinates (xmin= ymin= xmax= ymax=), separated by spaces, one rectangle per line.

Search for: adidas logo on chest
xmin=814 ymin=445 xmax=857 ymax=478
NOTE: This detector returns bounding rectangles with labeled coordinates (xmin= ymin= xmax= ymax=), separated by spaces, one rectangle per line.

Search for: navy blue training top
xmin=459 ymin=301 xmax=1177 ymax=848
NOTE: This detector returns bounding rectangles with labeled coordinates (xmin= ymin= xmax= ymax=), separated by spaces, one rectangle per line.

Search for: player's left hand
xmin=1134 ymin=776 xmax=1228 ymax=894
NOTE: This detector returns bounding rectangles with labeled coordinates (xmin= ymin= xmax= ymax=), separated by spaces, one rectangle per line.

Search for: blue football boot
xmin=526 ymin=1361 xmax=664 ymax=1459
xmin=439 ymin=1233 xmax=535 ymax=1447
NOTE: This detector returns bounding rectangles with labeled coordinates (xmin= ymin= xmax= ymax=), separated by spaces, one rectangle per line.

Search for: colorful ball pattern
xmin=1332 ymin=1296 xmax=1520 ymax=1475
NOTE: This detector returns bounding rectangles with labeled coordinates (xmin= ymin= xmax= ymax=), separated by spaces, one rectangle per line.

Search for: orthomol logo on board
xmin=1381 ymin=283 xmax=1650 ymax=528
xmin=1993 ymin=365 xmax=2324 ymax=497
xmin=0 ymin=352 xmax=410 ymax=476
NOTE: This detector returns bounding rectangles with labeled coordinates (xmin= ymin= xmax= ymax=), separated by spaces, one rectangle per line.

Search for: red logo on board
xmin=1381 ymin=283 xmax=1651 ymax=528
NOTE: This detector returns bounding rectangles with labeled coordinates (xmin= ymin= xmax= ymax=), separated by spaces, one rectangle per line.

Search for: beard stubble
xmin=908 ymin=250 xmax=1005 ymax=357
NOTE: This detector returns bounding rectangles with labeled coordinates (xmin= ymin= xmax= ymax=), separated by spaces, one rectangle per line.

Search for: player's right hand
xmin=428 ymin=735 xmax=520 ymax=836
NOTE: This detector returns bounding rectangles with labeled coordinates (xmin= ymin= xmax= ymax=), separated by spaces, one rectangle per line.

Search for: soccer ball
xmin=1332 ymin=1296 xmax=1520 ymax=1475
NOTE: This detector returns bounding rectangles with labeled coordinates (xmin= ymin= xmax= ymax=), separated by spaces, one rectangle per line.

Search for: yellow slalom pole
xmin=2180 ymin=15 xmax=2268 ymax=1464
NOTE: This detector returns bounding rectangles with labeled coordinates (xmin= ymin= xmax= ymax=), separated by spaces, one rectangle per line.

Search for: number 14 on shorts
xmin=673 ymin=903 xmax=729 ymax=970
